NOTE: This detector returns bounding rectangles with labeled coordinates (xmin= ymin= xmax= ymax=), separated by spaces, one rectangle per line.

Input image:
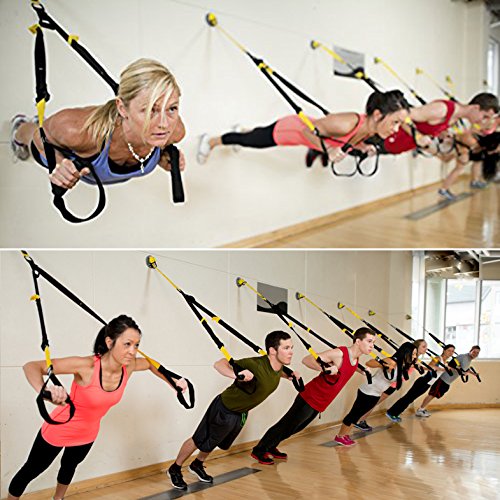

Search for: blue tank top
xmin=34 ymin=134 xmax=161 ymax=185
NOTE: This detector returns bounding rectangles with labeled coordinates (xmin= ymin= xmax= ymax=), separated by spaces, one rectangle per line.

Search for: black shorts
xmin=192 ymin=395 xmax=245 ymax=453
xmin=429 ymin=378 xmax=450 ymax=399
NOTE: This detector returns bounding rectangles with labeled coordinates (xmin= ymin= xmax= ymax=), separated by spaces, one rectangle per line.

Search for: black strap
xmin=23 ymin=251 xmax=77 ymax=425
xmin=31 ymin=3 xmax=184 ymax=214
xmin=33 ymin=25 xmax=106 ymax=223
xmin=37 ymin=371 xmax=76 ymax=425
xmin=176 ymin=283 xmax=305 ymax=392
xmin=164 ymin=145 xmax=185 ymax=203
xmin=157 ymin=365 xmax=195 ymax=409
xmin=22 ymin=251 xmax=193 ymax=410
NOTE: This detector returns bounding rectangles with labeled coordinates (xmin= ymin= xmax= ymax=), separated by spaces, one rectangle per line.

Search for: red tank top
xmin=384 ymin=100 xmax=456 ymax=154
xmin=300 ymin=346 xmax=358 ymax=413
xmin=42 ymin=356 xmax=128 ymax=446
xmin=273 ymin=114 xmax=366 ymax=151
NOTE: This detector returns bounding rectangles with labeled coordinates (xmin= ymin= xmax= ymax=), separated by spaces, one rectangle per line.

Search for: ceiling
xmin=425 ymin=250 xmax=500 ymax=279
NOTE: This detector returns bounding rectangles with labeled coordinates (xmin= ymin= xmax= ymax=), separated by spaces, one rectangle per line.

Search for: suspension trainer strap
xmin=22 ymin=251 xmax=76 ymax=424
xmin=30 ymin=2 xmax=184 ymax=214
xmin=31 ymin=21 xmax=106 ymax=223
xmin=22 ymin=251 xmax=193 ymax=410
xmin=295 ymin=292 xmax=374 ymax=384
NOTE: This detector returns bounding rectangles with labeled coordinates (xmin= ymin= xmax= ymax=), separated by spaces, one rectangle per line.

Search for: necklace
xmin=127 ymin=142 xmax=155 ymax=174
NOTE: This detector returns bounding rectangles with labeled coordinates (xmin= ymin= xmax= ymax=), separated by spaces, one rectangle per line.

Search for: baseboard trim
xmin=222 ymin=179 xmax=445 ymax=248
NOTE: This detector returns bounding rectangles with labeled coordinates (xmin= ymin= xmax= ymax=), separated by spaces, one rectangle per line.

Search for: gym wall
xmin=0 ymin=0 xmax=492 ymax=247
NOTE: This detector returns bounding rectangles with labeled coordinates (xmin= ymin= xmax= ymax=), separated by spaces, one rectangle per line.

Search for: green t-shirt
xmin=220 ymin=356 xmax=283 ymax=413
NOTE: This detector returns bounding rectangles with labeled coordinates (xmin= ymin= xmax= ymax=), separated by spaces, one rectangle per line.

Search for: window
xmin=423 ymin=276 xmax=500 ymax=359
xmin=479 ymin=281 xmax=500 ymax=357
xmin=487 ymin=38 xmax=499 ymax=95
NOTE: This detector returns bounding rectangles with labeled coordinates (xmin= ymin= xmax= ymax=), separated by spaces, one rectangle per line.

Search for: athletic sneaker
xmin=415 ymin=408 xmax=431 ymax=418
xmin=10 ymin=114 xmax=31 ymax=161
xmin=385 ymin=412 xmax=402 ymax=423
xmin=197 ymin=133 xmax=211 ymax=164
xmin=188 ymin=460 xmax=213 ymax=483
xmin=250 ymin=450 xmax=274 ymax=465
xmin=354 ymin=420 xmax=373 ymax=431
xmin=268 ymin=447 xmax=288 ymax=460
xmin=470 ymin=180 xmax=488 ymax=189
xmin=334 ymin=435 xmax=357 ymax=446
xmin=167 ymin=465 xmax=187 ymax=490
xmin=438 ymin=188 xmax=457 ymax=201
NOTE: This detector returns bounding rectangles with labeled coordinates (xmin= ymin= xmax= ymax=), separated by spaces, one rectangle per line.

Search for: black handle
xmin=165 ymin=145 xmax=185 ymax=203
xmin=283 ymin=366 xmax=305 ymax=392
xmin=37 ymin=375 xmax=75 ymax=425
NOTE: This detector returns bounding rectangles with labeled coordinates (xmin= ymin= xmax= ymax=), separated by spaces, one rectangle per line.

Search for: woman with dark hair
xmin=354 ymin=338 xmax=428 ymax=431
xmin=196 ymin=90 xmax=410 ymax=165
xmin=334 ymin=341 xmax=416 ymax=446
xmin=8 ymin=315 xmax=187 ymax=500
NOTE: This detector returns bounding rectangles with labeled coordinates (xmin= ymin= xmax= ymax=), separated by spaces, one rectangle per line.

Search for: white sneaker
xmin=197 ymin=133 xmax=211 ymax=164
xmin=230 ymin=124 xmax=243 ymax=152
xmin=10 ymin=114 xmax=31 ymax=161
xmin=415 ymin=408 xmax=430 ymax=417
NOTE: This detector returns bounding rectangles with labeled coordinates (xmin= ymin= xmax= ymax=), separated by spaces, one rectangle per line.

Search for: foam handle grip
xmin=166 ymin=145 xmax=185 ymax=203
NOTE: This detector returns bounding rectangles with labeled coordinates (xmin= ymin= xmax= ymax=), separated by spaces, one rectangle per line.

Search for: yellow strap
xmin=44 ymin=346 xmax=51 ymax=368
xmin=374 ymin=57 xmax=406 ymax=87
xmin=220 ymin=346 xmax=232 ymax=362
xmin=153 ymin=266 xmax=180 ymax=291
xmin=345 ymin=306 xmax=361 ymax=320
xmin=212 ymin=316 xmax=221 ymax=323
xmin=297 ymin=111 xmax=316 ymax=133
xmin=258 ymin=349 xmax=267 ymax=356
xmin=307 ymin=347 xmax=318 ymax=359
xmin=67 ymin=34 xmax=79 ymax=45
xmin=200 ymin=317 xmax=206 ymax=324
xmin=30 ymin=294 xmax=40 ymax=301
xmin=354 ymin=71 xmax=365 ymax=79
xmin=380 ymin=349 xmax=391 ymax=357
xmin=28 ymin=23 xmax=40 ymax=34
xmin=317 ymin=42 xmax=346 ymax=64
xmin=138 ymin=349 xmax=160 ymax=369
xmin=36 ymin=99 xmax=46 ymax=127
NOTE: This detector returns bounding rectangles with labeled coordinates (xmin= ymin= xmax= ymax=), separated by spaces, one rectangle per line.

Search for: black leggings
xmin=9 ymin=430 xmax=93 ymax=497
xmin=387 ymin=372 xmax=433 ymax=417
xmin=343 ymin=390 xmax=380 ymax=426
xmin=221 ymin=123 xmax=277 ymax=149
xmin=253 ymin=395 xmax=318 ymax=453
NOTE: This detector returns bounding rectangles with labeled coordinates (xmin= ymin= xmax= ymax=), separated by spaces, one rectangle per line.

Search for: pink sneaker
xmin=334 ymin=435 xmax=357 ymax=446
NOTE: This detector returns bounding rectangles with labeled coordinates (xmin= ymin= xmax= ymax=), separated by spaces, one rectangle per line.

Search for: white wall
xmin=0 ymin=249 xmax=412 ymax=496
xmin=0 ymin=0 xmax=490 ymax=247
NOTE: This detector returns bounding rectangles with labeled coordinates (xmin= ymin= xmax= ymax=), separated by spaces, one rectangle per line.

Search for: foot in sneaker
xmin=188 ymin=459 xmax=213 ymax=483
xmin=167 ymin=464 xmax=187 ymax=490
xmin=250 ymin=450 xmax=274 ymax=465
xmin=334 ymin=435 xmax=356 ymax=446
xmin=197 ymin=133 xmax=212 ymax=164
xmin=438 ymin=188 xmax=456 ymax=201
xmin=415 ymin=408 xmax=431 ymax=417
xmin=10 ymin=114 xmax=31 ymax=161
xmin=470 ymin=180 xmax=487 ymax=189
xmin=268 ymin=447 xmax=287 ymax=460
xmin=353 ymin=420 xmax=372 ymax=431
xmin=386 ymin=412 xmax=402 ymax=423
xmin=305 ymin=148 xmax=322 ymax=167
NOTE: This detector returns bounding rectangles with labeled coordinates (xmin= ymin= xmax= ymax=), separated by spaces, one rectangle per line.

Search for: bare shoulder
xmin=318 ymin=112 xmax=360 ymax=136
xmin=44 ymin=106 xmax=99 ymax=152
xmin=411 ymin=100 xmax=449 ymax=123
xmin=51 ymin=354 xmax=95 ymax=375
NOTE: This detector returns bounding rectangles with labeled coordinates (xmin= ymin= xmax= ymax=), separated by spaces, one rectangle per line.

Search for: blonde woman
xmin=10 ymin=59 xmax=185 ymax=190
